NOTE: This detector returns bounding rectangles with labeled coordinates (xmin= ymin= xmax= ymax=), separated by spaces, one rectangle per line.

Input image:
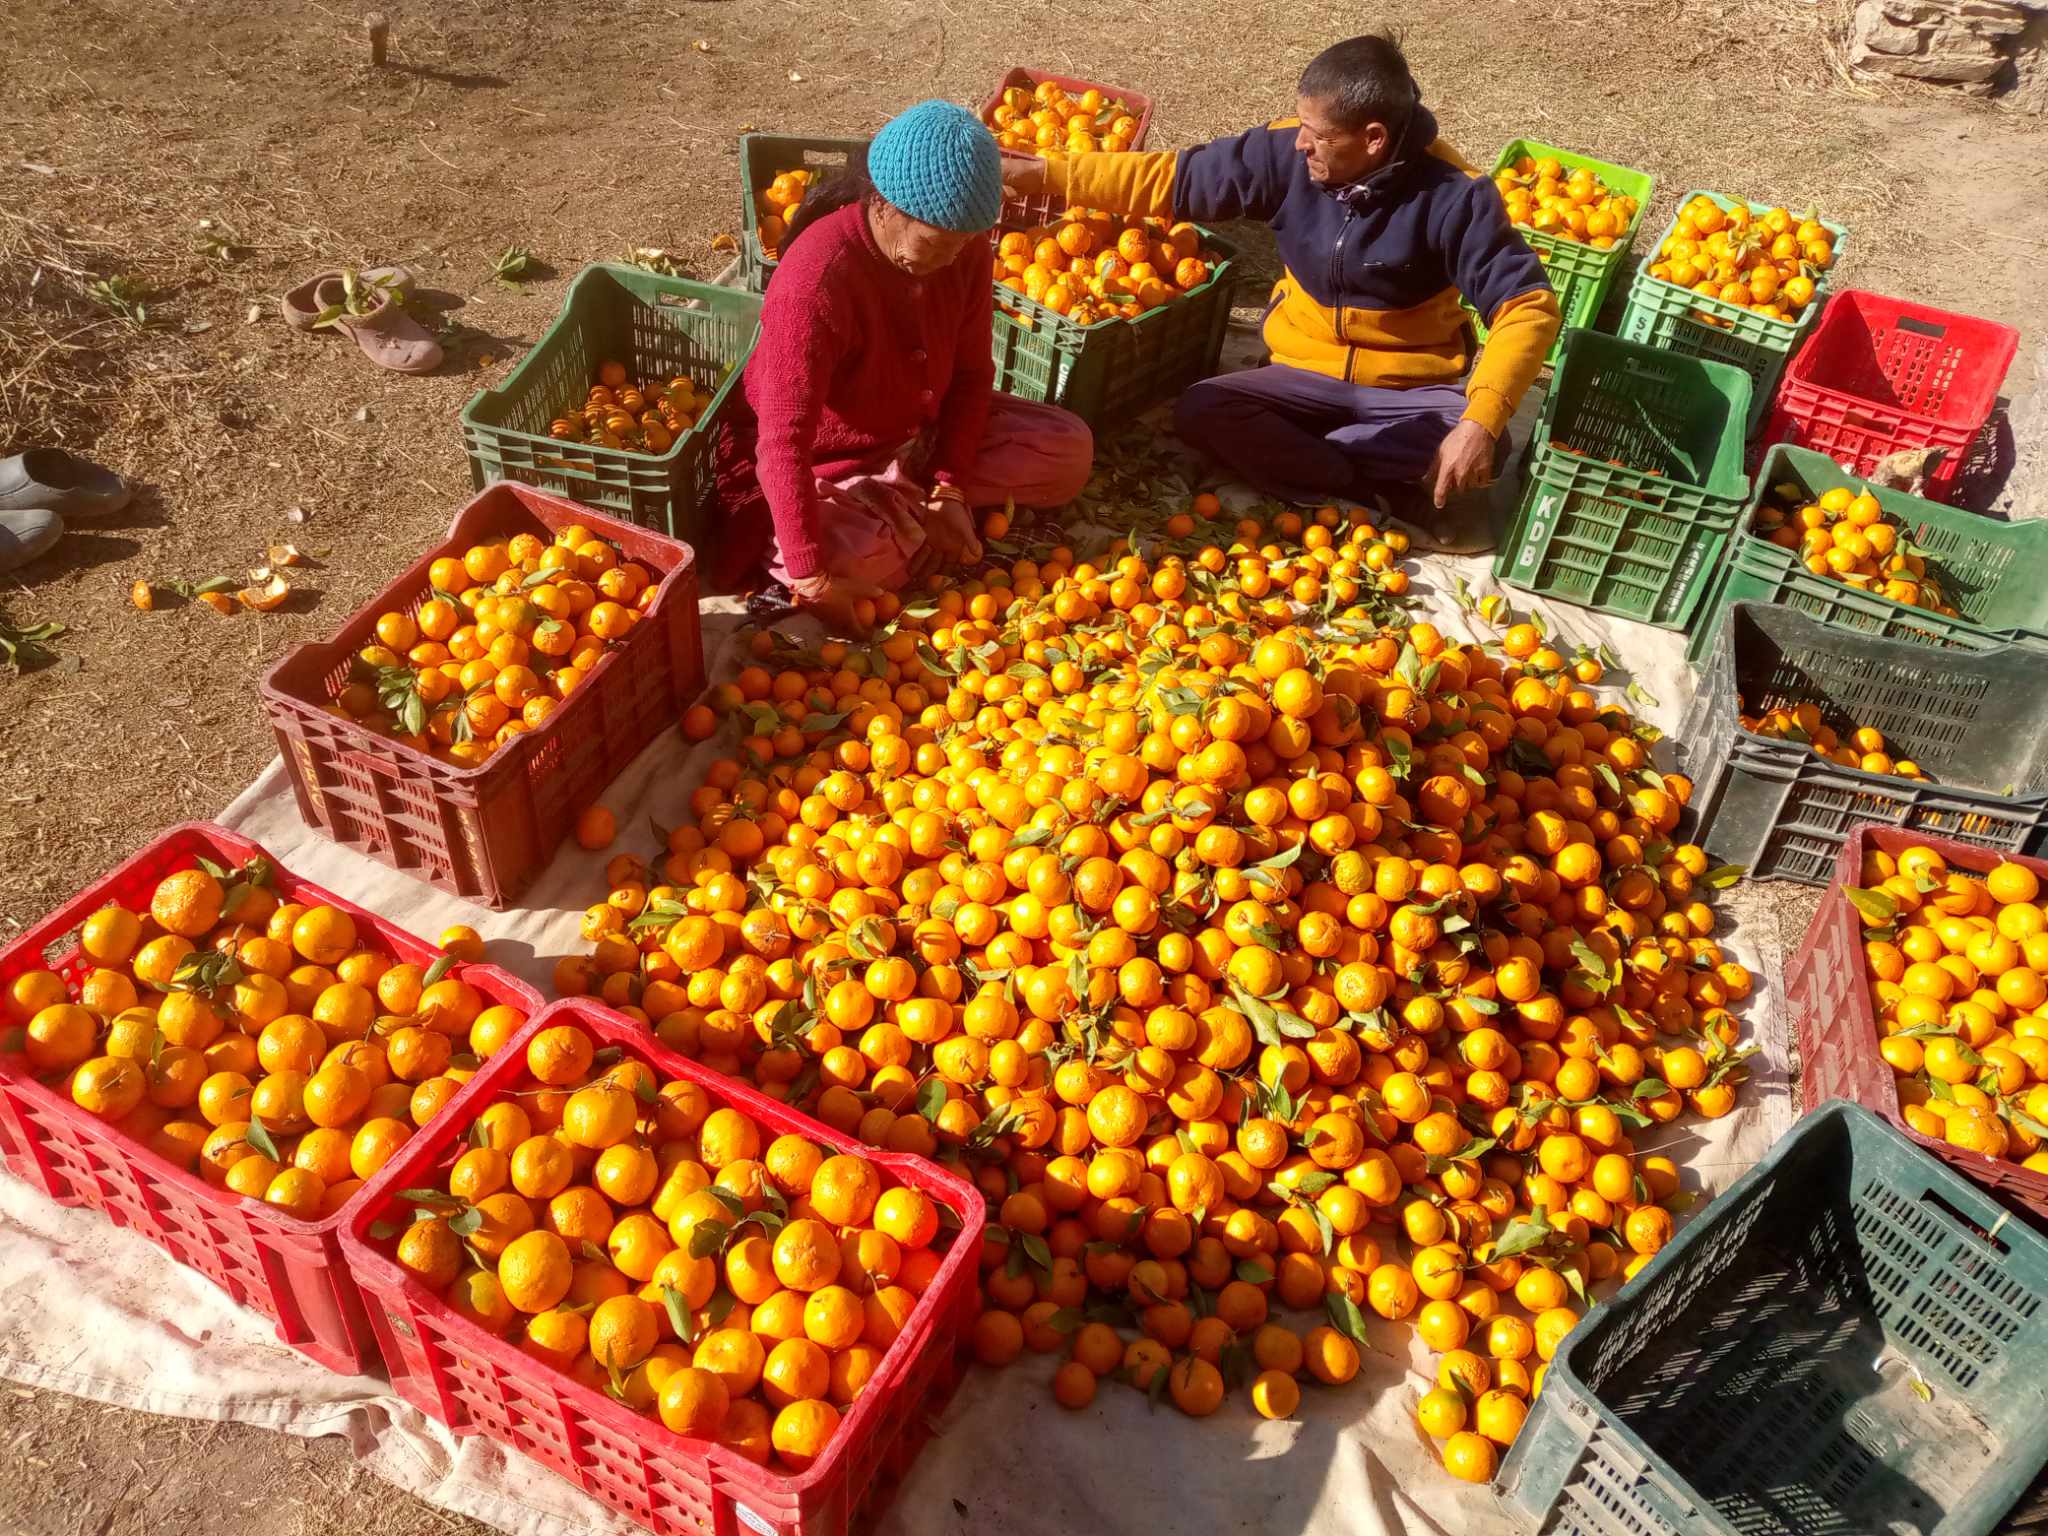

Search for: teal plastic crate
xmin=990 ymin=226 xmax=1237 ymax=429
xmin=459 ymin=264 xmax=760 ymax=546
xmin=1495 ymin=329 xmax=1753 ymax=628
xmin=1472 ymin=138 xmax=1655 ymax=368
xmin=736 ymin=132 xmax=869 ymax=294
xmin=1498 ymin=1100 xmax=2048 ymax=1536
xmin=1620 ymin=191 xmax=1849 ymax=434
xmin=1685 ymin=443 xmax=2048 ymax=667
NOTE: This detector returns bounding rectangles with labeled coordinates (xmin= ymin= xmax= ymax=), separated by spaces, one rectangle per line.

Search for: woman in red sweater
xmin=716 ymin=101 xmax=1092 ymax=632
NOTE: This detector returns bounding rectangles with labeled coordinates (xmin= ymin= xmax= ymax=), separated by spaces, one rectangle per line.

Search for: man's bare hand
xmin=799 ymin=575 xmax=886 ymax=637
xmin=1427 ymin=419 xmax=1498 ymax=509
xmin=999 ymin=152 xmax=1047 ymax=199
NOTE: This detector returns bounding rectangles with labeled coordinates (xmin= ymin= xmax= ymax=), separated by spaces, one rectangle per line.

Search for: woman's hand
xmin=797 ymin=575 xmax=887 ymax=637
xmin=910 ymin=487 xmax=983 ymax=580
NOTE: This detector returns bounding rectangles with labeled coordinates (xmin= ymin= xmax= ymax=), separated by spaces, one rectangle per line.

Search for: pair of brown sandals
xmin=281 ymin=265 xmax=442 ymax=373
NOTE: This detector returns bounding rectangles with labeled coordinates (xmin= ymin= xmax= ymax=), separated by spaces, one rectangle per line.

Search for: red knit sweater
xmin=713 ymin=201 xmax=995 ymax=586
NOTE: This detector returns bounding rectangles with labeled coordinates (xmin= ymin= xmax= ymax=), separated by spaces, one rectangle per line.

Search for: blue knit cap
xmin=868 ymin=100 xmax=1003 ymax=233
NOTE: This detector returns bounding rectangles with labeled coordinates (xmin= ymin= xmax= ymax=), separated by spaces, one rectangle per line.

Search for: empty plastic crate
xmin=1496 ymin=329 xmax=1752 ymax=628
xmin=1765 ymin=290 xmax=2018 ymax=504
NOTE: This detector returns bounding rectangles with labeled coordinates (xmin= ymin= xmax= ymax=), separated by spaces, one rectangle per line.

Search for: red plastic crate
xmin=1764 ymin=290 xmax=2019 ymax=504
xmin=979 ymin=67 xmax=1155 ymax=226
xmin=1786 ymin=822 xmax=2048 ymax=1224
xmin=260 ymin=483 xmax=703 ymax=908
xmin=341 ymin=999 xmax=986 ymax=1536
xmin=0 ymin=823 xmax=545 ymax=1374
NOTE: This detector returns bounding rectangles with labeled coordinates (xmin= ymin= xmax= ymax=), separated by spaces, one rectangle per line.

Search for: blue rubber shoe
xmin=0 ymin=509 xmax=64 ymax=573
xmin=0 ymin=449 xmax=130 ymax=519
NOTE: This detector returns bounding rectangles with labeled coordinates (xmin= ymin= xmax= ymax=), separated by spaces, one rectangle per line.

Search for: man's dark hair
xmin=1298 ymin=33 xmax=1418 ymax=133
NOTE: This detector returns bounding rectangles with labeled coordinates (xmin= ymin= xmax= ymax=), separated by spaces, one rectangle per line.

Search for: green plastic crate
xmin=1620 ymin=190 xmax=1850 ymax=434
xmin=1498 ymin=1100 xmax=2048 ymax=1536
xmin=1495 ymin=329 xmax=1752 ymax=628
xmin=990 ymin=227 xmax=1237 ymax=429
xmin=1470 ymin=138 xmax=1655 ymax=368
xmin=460 ymin=264 xmax=760 ymax=546
xmin=1685 ymin=443 xmax=2048 ymax=668
xmin=736 ymin=132 xmax=870 ymax=294
xmin=1674 ymin=601 xmax=2048 ymax=884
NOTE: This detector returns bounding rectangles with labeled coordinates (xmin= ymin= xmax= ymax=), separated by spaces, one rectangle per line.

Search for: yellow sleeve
xmin=1464 ymin=289 xmax=1561 ymax=438
xmin=1043 ymin=151 xmax=1178 ymax=221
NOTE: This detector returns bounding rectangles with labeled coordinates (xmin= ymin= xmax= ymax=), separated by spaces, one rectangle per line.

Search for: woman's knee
xmin=1000 ymin=402 xmax=1092 ymax=505
xmin=1043 ymin=407 xmax=1093 ymax=502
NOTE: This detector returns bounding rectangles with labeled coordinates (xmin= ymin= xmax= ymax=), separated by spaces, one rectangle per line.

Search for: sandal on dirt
xmin=0 ymin=448 xmax=131 ymax=519
xmin=281 ymin=264 xmax=416 ymax=332
xmin=313 ymin=278 xmax=443 ymax=374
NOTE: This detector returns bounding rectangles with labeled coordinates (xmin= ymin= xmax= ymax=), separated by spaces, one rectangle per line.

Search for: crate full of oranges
xmin=980 ymin=69 xmax=1153 ymax=224
xmin=260 ymin=482 xmax=704 ymax=907
xmin=1683 ymin=444 xmax=2048 ymax=669
xmin=341 ymin=1000 xmax=984 ymax=1536
xmin=461 ymin=263 xmax=760 ymax=543
xmin=1620 ymin=192 xmax=1848 ymax=431
xmin=0 ymin=822 xmax=540 ymax=1375
xmin=1476 ymin=139 xmax=1654 ymax=366
xmin=1790 ymin=827 xmax=2048 ymax=1227
xmin=737 ymin=134 xmax=870 ymax=294
xmin=990 ymin=209 xmax=1236 ymax=428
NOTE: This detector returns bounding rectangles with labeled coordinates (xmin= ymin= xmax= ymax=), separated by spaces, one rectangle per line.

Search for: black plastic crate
xmin=1498 ymin=1101 xmax=2048 ymax=1536
xmin=1674 ymin=601 xmax=2048 ymax=884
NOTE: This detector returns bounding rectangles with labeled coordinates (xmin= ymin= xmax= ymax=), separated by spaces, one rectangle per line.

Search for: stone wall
xmin=1848 ymin=0 xmax=2047 ymax=101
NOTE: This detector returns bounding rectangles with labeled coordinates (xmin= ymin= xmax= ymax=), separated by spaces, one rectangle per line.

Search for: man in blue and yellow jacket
xmin=1006 ymin=35 xmax=1559 ymax=546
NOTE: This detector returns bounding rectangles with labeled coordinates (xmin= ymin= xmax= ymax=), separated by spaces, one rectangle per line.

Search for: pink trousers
xmin=769 ymin=396 xmax=1093 ymax=590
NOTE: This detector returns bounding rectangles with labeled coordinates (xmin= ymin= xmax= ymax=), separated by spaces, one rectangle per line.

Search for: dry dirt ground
xmin=0 ymin=0 xmax=2043 ymax=1528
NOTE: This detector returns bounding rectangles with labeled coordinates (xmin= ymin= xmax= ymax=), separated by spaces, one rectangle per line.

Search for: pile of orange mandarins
xmin=986 ymin=79 xmax=1142 ymax=157
xmin=5 ymin=859 xmax=528 ymax=1220
xmin=1751 ymin=480 xmax=1959 ymax=616
xmin=548 ymin=360 xmax=709 ymax=454
xmin=1646 ymin=194 xmax=1835 ymax=323
xmin=997 ymin=211 xmax=1221 ymax=326
xmin=1740 ymin=706 xmax=1930 ymax=783
xmin=1493 ymin=155 xmax=1641 ymax=250
xmin=326 ymin=520 xmax=657 ymax=768
xmin=548 ymin=494 xmax=1757 ymax=1484
xmin=372 ymin=1017 xmax=955 ymax=1472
